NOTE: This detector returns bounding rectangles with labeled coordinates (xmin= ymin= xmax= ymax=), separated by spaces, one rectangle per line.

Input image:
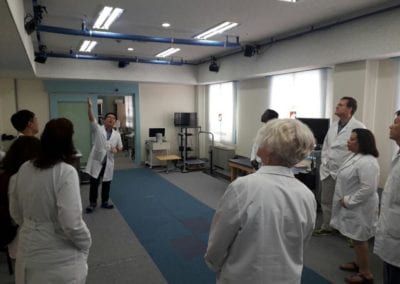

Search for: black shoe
xmin=86 ymin=204 xmax=96 ymax=213
xmin=101 ymin=202 xmax=114 ymax=209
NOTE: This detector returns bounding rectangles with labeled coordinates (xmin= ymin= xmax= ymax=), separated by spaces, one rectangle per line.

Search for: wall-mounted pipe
xmin=37 ymin=25 xmax=241 ymax=48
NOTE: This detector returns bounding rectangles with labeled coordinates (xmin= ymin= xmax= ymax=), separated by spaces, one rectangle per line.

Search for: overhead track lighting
xmin=24 ymin=5 xmax=47 ymax=35
xmin=155 ymin=47 xmax=181 ymax=58
xmin=243 ymin=44 xmax=259 ymax=57
xmin=194 ymin=21 xmax=238 ymax=40
xmin=34 ymin=44 xmax=48 ymax=64
xmin=118 ymin=61 xmax=129 ymax=68
xmin=208 ymin=57 xmax=220 ymax=72
xmin=93 ymin=6 xmax=124 ymax=30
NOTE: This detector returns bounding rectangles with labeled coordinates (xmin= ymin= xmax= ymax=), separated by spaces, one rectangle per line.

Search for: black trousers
xmin=89 ymin=161 xmax=111 ymax=205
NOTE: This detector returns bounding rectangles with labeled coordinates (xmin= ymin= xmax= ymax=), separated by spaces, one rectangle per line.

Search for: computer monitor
xmin=174 ymin=112 xmax=197 ymax=127
xmin=297 ymin=118 xmax=330 ymax=149
xmin=149 ymin=128 xmax=165 ymax=137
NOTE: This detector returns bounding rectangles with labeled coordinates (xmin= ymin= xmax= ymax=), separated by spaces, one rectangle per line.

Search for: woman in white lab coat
xmin=9 ymin=118 xmax=91 ymax=284
xmin=330 ymin=128 xmax=379 ymax=284
xmin=205 ymin=119 xmax=316 ymax=284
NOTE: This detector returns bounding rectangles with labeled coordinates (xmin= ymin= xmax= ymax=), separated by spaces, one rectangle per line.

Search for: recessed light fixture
xmin=93 ymin=6 xmax=124 ymax=30
xmin=155 ymin=47 xmax=180 ymax=58
xmin=127 ymin=47 xmax=134 ymax=51
xmin=79 ymin=40 xmax=97 ymax=52
xmin=162 ymin=22 xmax=171 ymax=28
xmin=194 ymin=21 xmax=238 ymax=40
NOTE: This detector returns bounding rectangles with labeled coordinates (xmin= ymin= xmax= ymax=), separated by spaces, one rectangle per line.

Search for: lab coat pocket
xmin=386 ymin=208 xmax=400 ymax=239
xmin=92 ymin=150 xmax=106 ymax=162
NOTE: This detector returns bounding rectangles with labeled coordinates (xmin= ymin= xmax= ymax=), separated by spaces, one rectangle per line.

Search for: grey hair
xmin=254 ymin=119 xmax=315 ymax=167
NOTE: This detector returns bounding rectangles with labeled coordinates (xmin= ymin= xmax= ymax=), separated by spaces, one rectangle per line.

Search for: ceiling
xmin=1 ymin=0 xmax=399 ymax=75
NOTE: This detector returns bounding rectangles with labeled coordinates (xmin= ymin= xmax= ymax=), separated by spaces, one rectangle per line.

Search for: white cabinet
xmin=145 ymin=140 xmax=170 ymax=167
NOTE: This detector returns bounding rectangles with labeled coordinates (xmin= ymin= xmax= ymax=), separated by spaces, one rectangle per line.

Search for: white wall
xmin=0 ymin=78 xmax=48 ymax=135
xmin=138 ymin=83 xmax=196 ymax=161
xmin=235 ymin=78 xmax=269 ymax=157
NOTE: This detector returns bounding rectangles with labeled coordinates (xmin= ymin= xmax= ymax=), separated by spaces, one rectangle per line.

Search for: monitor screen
xmin=149 ymin=128 xmax=165 ymax=137
xmin=174 ymin=112 xmax=197 ymax=127
xmin=297 ymin=118 xmax=330 ymax=149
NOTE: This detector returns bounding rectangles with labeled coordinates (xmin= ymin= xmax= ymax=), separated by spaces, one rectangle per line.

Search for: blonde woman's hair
xmin=254 ymin=119 xmax=315 ymax=167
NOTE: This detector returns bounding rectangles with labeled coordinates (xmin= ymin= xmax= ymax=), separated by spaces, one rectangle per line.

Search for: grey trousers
xmin=320 ymin=175 xmax=335 ymax=230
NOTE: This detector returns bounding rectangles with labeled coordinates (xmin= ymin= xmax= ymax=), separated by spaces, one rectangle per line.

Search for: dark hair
xmin=395 ymin=110 xmax=400 ymax=116
xmin=352 ymin=128 xmax=379 ymax=157
xmin=104 ymin=112 xmax=117 ymax=119
xmin=34 ymin=118 xmax=76 ymax=169
xmin=10 ymin=110 xmax=35 ymax=132
xmin=341 ymin=97 xmax=357 ymax=115
xmin=261 ymin=109 xmax=279 ymax=123
xmin=2 ymin=136 xmax=40 ymax=174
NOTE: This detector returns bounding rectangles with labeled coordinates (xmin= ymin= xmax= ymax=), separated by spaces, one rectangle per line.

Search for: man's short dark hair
xmin=10 ymin=110 xmax=35 ymax=132
xmin=395 ymin=110 xmax=400 ymax=117
xmin=341 ymin=97 xmax=357 ymax=115
xmin=104 ymin=112 xmax=117 ymax=119
xmin=261 ymin=109 xmax=279 ymax=123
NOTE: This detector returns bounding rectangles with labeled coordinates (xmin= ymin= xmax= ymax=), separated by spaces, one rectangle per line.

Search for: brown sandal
xmin=345 ymin=273 xmax=374 ymax=284
xmin=340 ymin=261 xmax=359 ymax=272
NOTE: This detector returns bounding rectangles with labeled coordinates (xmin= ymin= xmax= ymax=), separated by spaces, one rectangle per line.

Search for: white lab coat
xmin=85 ymin=121 xmax=122 ymax=181
xmin=320 ymin=117 xmax=365 ymax=180
xmin=9 ymin=161 xmax=91 ymax=284
xmin=205 ymin=166 xmax=316 ymax=284
xmin=374 ymin=152 xmax=400 ymax=267
xmin=330 ymin=154 xmax=379 ymax=241
xmin=250 ymin=142 xmax=261 ymax=163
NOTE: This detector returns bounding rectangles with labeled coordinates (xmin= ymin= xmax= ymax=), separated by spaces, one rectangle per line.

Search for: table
xmin=156 ymin=154 xmax=181 ymax=173
xmin=145 ymin=140 xmax=170 ymax=168
xmin=228 ymin=158 xmax=255 ymax=181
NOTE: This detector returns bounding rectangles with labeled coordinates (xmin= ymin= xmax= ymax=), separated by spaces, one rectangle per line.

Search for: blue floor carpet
xmin=111 ymin=168 xmax=329 ymax=284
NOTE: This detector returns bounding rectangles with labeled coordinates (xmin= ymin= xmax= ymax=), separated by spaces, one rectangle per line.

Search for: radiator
xmin=213 ymin=145 xmax=235 ymax=170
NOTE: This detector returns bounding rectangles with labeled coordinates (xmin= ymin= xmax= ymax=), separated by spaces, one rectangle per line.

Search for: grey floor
xmin=0 ymin=152 xmax=384 ymax=283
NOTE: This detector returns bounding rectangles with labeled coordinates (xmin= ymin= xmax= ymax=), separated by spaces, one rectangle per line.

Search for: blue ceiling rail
xmin=39 ymin=52 xmax=196 ymax=66
xmin=37 ymin=25 xmax=241 ymax=48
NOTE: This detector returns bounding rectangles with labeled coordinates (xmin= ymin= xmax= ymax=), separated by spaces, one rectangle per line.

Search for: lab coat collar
xmin=257 ymin=165 xmax=295 ymax=177
xmin=338 ymin=153 xmax=362 ymax=172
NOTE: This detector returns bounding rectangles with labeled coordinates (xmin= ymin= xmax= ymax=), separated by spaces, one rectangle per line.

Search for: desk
xmin=228 ymin=158 xmax=255 ymax=181
xmin=156 ymin=155 xmax=181 ymax=173
xmin=228 ymin=158 xmax=313 ymax=182
xmin=145 ymin=140 xmax=170 ymax=168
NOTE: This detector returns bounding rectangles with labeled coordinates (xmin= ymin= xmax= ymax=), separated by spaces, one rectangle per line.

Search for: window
xmin=269 ymin=69 xmax=329 ymax=118
xmin=208 ymin=82 xmax=235 ymax=144
xmin=124 ymin=95 xmax=134 ymax=128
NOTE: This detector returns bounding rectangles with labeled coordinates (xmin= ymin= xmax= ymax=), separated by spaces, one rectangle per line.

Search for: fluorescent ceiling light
xmin=93 ymin=6 xmax=124 ymax=30
xmin=194 ymin=21 xmax=238 ymax=40
xmin=278 ymin=0 xmax=297 ymax=2
xmin=162 ymin=22 xmax=171 ymax=28
xmin=127 ymin=47 xmax=134 ymax=51
xmin=155 ymin=47 xmax=181 ymax=58
xmin=79 ymin=40 xmax=97 ymax=52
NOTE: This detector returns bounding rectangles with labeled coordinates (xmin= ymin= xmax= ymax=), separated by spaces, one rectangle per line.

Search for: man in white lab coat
xmin=205 ymin=119 xmax=316 ymax=283
xmin=85 ymin=98 xmax=123 ymax=213
xmin=374 ymin=110 xmax=400 ymax=284
xmin=250 ymin=108 xmax=278 ymax=170
xmin=314 ymin=97 xmax=365 ymax=235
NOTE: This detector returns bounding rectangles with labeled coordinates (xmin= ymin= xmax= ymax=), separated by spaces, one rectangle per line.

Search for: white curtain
xmin=208 ymin=82 xmax=235 ymax=144
xmin=268 ymin=69 xmax=329 ymax=118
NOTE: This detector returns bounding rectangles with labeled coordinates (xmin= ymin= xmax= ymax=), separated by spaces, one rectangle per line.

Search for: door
xmin=58 ymin=102 xmax=91 ymax=165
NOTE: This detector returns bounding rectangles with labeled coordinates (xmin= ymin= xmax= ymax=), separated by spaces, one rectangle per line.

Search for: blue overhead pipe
xmin=37 ymin=25 xmax=241 ymax=48
xmin=40 ymin=52 xmax=194 ymax=66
